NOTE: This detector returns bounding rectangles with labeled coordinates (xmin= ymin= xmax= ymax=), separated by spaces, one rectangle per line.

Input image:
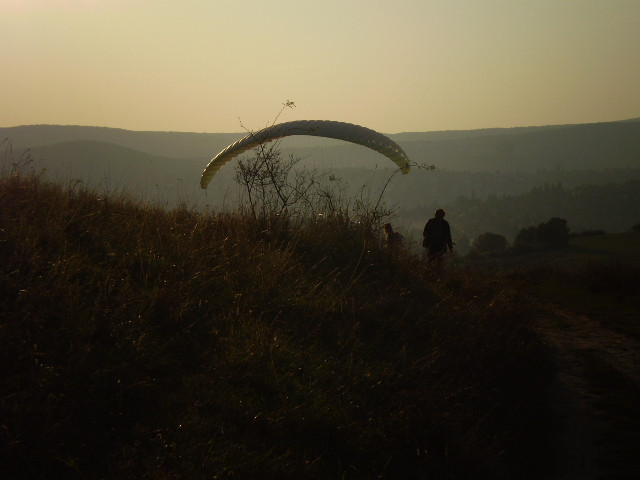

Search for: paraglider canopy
xmin=200 ymin=120 xmax=411 ymax=189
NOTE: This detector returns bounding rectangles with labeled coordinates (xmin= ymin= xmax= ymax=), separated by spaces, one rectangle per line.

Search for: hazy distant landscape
xmin=3 ymin=119 xmax=640 ymax=248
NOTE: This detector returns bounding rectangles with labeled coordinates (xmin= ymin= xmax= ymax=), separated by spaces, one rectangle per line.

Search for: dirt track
xmin=535 ymin=304 xmax=640 ymax=479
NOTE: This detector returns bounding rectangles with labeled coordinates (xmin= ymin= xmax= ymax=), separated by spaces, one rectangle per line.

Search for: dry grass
xmin=1 ymin=170 xmax=554 ymax=479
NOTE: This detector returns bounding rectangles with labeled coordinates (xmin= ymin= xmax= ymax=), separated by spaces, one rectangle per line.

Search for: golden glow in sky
xmin=2 ymin=0 xmax=639 ymax=133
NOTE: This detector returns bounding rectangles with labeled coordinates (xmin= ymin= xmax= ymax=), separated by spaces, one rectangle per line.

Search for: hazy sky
xmin=2 ymin=0 xmax=639 ymax=133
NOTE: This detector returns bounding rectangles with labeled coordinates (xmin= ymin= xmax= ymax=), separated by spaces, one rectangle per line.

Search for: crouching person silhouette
xmin=384 ymin=223 xmax=404 ymax=251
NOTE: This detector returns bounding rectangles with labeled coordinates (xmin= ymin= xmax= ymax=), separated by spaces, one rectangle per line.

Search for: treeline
xmin=334 ymin=166 xmax=640 ymax=208
xmin=403 ymin=179 xmax=640 ymax=248
xmin=470 ymin=217 xmax=570 ymax=254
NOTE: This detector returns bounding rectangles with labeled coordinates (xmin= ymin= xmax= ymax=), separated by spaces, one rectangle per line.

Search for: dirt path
xmin=534 ymin=303 xmax=640 ymax=479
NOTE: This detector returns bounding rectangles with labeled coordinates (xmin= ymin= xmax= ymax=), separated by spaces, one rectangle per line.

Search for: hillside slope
xmin=1 ymin=171 xmax=555 ymax=479
xmin=28 ymin=140 xmax=205 ymax=187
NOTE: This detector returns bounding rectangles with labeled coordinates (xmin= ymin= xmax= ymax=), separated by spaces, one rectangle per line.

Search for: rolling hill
xmin=3 ymin=118 xmax=640 ymax=173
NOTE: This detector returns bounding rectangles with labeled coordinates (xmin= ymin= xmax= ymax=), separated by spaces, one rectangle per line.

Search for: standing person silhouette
xmin=423 ymin=209 xmax=453 ymax=267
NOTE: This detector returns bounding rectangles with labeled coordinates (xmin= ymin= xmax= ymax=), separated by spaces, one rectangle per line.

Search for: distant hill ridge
xmin=1 ymin=125 xmax=241 ymax=159
xmin=2 ymin=118 xmax=640 ymax=172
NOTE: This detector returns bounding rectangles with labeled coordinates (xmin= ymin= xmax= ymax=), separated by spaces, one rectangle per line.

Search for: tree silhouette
xmin=472 ymin=232 xmax=508 ymax=253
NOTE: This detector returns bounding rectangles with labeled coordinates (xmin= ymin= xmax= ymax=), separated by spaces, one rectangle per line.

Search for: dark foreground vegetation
xmin=1 ymin=170 xmax=559 ymax=479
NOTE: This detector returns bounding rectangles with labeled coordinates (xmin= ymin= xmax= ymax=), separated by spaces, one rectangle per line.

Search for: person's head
xmin=384 ymin=222 xmax=393 ymax=233
xmin=435 ymin=208 xmax=445 ymax=218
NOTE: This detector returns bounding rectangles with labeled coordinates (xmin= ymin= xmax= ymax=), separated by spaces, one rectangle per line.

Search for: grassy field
xmin=0 ymin=170 xmax=560 ymax=479
xmin=568 ymin=231 xmax=640 ymax=261
xmin=464 ymin=231 xmax=640 ymax=272
xmin=497 ymin=232 xmax=640 ymax=340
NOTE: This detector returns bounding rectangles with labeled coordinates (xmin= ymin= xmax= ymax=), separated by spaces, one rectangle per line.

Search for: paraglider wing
xmin=200 ymin=120 xmax=411 ymax=189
